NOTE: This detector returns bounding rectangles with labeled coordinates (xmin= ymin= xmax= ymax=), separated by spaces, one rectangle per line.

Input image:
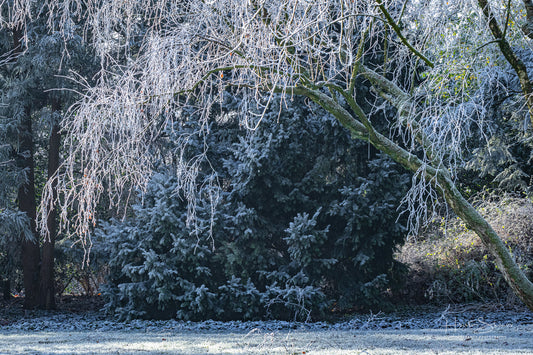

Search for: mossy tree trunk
xmin=294 ymin=84 xmax=533 ymax=311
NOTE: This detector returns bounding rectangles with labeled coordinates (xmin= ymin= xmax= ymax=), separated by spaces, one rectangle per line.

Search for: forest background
xmin=0 ymin=0 xmax=532 ymax=322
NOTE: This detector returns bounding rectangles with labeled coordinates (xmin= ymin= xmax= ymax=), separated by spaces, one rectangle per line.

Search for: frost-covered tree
xmin=461 ymin=64 xmax=533 ymax=193
xmin=0 ymin=104 xmax=29 ymax=299
xmin=220 ymin=95 xmax=409 ymax=312
xmin=4 ymin=1 xmax=533 ymax=308
xmin=101 ymin=96 xmax=408 ymax=320
xmin=0 ymin=5 xmax=97 ymax=308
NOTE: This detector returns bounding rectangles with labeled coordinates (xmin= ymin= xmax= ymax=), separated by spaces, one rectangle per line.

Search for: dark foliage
xmin=101 ymin=95 xmax=409 ymax=321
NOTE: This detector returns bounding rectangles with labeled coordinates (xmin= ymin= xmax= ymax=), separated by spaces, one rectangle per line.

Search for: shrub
xmin=100 ymin=96 xmax=409 ymax=320
xmin=54 ymin=237 xmax=109 ymax=297
xmin=396 ymin=194 xmax=533 ymax=305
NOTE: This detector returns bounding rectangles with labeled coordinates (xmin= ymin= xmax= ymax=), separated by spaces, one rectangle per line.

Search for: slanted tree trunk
xmin=38 ymin=99 xmax=61 ymax=309
xmin=437 ymin=172 xmax=533 ymax=309
xmin=300 ymin=86 xmax=533 ymax=311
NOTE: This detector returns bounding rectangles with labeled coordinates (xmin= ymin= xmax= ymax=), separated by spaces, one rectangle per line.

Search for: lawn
xmin=1 ymin=324 xmax=533 ymax=354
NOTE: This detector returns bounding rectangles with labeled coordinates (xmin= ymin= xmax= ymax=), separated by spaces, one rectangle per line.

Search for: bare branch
xmin=478 ymin=0 xmax=533 ymax=126
xmin=375 ymin=0 xmax=434 ymax=68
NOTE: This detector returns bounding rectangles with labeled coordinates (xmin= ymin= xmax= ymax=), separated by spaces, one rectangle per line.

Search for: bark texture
xmin=38 ymin=99 xmax=61 ymax=310
xmin=2 ymin=280 xmax=11 ymax=300
xmin=12 ymin=27 xmax=40 ymax=310
xmin=304 ymin=86 xmax=533 ymax=311
xmin=17 ymin=107 xmax=40 ymax=310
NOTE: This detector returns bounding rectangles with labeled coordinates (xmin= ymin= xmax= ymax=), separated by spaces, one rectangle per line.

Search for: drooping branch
xmin=302 ymin=86 xmax=533 ymax=311
xmin=10 ymin=0 xmax=533 ymax=310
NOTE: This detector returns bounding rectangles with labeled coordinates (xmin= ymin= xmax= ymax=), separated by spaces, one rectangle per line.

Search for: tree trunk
xmin=436 ymin=173 xmax=533 ymax=310
xmin=18 ymin=107 xmax=40 ymax=310
xmin=2 ymin=280 xmax=11 ymax=300
xmin=305 ymin=87 xmax=533 ymax=310
xmin=13 ymin=28 xmax=41 ymax=310
xmin=477 ymin=0 xmax=533 ymax=129
xmin=368 ymin=124 xmax=533 ymax=309
xmin=368 ymin=129 xmax=533 ymax=310
xmin=38 ymin=99 xmax=61 ymax=309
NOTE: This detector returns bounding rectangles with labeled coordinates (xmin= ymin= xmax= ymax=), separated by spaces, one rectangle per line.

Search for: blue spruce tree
xmin=101 ymin=94 xmax=410 ymax=320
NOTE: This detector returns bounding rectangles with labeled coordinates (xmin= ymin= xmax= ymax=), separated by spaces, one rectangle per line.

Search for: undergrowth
xmin=396 ymin=194 xmax=533 ymax=305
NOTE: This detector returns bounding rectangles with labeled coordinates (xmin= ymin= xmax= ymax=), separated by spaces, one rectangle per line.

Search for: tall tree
xmin=0 ymin=6 xmax=96 ymax=308
xmin=39 ymin=99 xmax=61 ymax=309
xmin=0 ymin=28 xmax=31 ymax=302
xmin=9 ymin=1 xmax=533 ymax=308
xmin=12 ymin=27 xmax=40 ymax=309
xmin=17 ymin=107 xmax=40 ymax=309
xmin=101 ymin=96 xmax=408 ymax=320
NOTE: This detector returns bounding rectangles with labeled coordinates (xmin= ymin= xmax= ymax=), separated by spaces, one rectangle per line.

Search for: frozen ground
xmin=1 ymin=326 xmax=533 ymax=354
xmin=1 ymin=303 xmax=532 ymax=354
